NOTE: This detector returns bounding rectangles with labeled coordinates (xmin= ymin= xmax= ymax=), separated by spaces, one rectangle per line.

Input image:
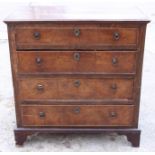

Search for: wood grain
xmin=14 ymin=25 xmax=138 ymax=50
xmin=18 ymin=77 xmax=134 ymax=100
xmin=21 ymin=104 xmax=135 ymax=127
xmin=4 ymin=5 xmax=149 ymax=146
xmin=17 ymin=51 xmax=136 ymax=74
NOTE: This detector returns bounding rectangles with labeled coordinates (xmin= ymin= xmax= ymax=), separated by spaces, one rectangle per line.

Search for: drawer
xmin=18 ymin=77 xmax=133 ymax=100
xmin=21 ymin=105 xmax=135 ymax=127
xmin=15 ymin=26 xmax=138 ymax=50
xmin=17 ymin=51 xmax=136 ymax=74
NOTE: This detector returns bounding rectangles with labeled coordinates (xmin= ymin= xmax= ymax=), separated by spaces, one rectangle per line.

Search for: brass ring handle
xmin=74 ymin=80 xmax=81 ymax=87
xmin=109 ymin=111 xmax=117 ymax=118
xmin=33 ymin=32 xmax=40 ymax=40
xmin=73 ymin=52 xmax=80 ymax=61
xmin=112 ymin=57 xmax=118 ymax=65
xmin=35 ymin=57 xmax=42 ymax=64
xmin=73 ymin=107 xmax=80 ymax=114
xmin=113 ymin=32 xmax=120 ymax=40
xmin=39 ymin=112 xmax=45 ymax=118
xmin=111 ymin=83 xmax=117 ymax=90
xmin=74 ymin=28 xmax=80 ymax=37
xmin=37 ymin=84 xmax=44 ymax=91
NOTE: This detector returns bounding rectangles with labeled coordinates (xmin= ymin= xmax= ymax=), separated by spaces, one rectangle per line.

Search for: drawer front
xmin=18 ymin=77 xmax=133 ymax=100
xmin=15 ymin=26 xmax=138 ymax=50
xmin=17 ymin=51 xmax=136 ymax=74
xmin=21 ymin=105 xmax=134 ymax=127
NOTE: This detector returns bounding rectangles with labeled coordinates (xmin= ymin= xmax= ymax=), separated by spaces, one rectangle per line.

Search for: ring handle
xmin=74 ymin=28 xmax=80 ymax=37
xmin=113 ymin=32 xmax=120 ymax=40
xmin=33 ymin=32 xmax=41 ymax=40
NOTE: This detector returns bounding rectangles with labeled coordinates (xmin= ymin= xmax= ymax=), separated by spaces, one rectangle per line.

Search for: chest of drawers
xmin=5 ymin=5 xmax=149 ymax=147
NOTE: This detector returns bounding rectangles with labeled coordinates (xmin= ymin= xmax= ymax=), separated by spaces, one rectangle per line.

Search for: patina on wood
xmin=4 ymin=4 xmax=149 ymax=147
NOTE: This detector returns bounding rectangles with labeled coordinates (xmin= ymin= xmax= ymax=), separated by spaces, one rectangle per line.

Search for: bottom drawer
xmin=21 ymin=105 xmax=134 ymax=127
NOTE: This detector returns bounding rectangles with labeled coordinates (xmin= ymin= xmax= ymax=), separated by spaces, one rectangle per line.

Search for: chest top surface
xmin=4 ymin=3 xmax=150 ymax=23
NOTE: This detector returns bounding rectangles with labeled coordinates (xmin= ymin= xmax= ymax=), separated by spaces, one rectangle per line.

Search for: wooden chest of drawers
xmin=5 ymin=5 xmax=149 ymax=147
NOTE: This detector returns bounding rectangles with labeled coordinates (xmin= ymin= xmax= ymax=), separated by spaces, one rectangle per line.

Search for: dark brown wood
xmin=14 ymin=128 xmax=141 ymax=147
xmin=4 ymin=5 xmax=149 ymax=147
xmin=14 ymin=129 xmax=33 ymax=145
xmin=126 ymin=130 xmax=141 ymax=147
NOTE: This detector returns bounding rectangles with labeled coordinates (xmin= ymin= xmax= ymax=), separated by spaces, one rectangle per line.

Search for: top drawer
xmin=15 ymin=25 xmax=139 ymax=50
